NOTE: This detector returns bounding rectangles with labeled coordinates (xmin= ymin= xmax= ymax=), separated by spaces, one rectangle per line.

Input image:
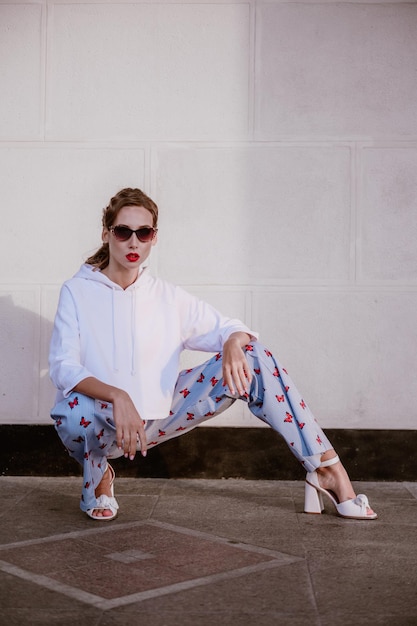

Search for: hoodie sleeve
xmin=49 ymin=284 xmax=94 ymax=397
xmin=176 ymin=287 xmax=258 ymax=352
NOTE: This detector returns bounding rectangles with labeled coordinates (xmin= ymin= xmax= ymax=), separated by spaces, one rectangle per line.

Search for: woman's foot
xmin=87 ymin=464 xmax=118 ymax=520
xmin=315 ymin=451 xmax=376 ymax=517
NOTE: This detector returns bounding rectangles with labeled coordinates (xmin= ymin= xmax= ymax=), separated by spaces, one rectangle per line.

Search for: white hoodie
xmin=49 ymin=264 xmax=257 ymax=420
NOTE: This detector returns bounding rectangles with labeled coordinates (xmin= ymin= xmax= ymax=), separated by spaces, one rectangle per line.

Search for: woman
xmin=49 ymin=188 xmax=377 ymax=521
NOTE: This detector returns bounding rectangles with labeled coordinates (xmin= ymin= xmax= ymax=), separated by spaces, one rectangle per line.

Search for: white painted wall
xmin=0 ymin=0 xmax=416 ymax=429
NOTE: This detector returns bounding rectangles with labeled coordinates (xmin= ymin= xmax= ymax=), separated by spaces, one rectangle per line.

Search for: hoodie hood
xmin=73 ymin=263 xmax=147 ymax=290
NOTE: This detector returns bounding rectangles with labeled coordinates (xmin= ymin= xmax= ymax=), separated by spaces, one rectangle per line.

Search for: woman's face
xmin=102 ymin=205 xmax=157 ymax=277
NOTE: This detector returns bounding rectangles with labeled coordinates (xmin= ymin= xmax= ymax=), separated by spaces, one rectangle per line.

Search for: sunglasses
xmin=109 ymin=225 xmax=157 ymax=243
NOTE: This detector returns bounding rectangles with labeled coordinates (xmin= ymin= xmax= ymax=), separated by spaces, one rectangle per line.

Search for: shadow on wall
xmin=0 ymin=294 xmax=56 ymax=424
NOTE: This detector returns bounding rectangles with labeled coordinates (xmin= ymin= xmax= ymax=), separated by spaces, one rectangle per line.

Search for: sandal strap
xmin=94 ymin=494 xmax=119 ymax=512
xmin=337 ymin=494 xmax=373 ymax=519
xmin=320 ymin=454 xmax=340 ymax=468
xmin=86 ymin=494 xmax=119 ymax=520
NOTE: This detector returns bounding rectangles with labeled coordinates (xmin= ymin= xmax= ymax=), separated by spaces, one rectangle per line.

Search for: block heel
xmin=304 ymin=480 xmax=324 ymax=514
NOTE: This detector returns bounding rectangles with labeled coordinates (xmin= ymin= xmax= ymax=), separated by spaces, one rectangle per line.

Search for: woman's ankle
xmin=317 ymin=456 xmax=357 ymax=502
xmin=320 ymin=450 xmax=338 ymax=464
xmin=94 ymin=466 xmax=111 ymax=498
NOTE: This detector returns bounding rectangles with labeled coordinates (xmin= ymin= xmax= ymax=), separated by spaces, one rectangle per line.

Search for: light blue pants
xmin=51 ymin=342 xmax=332 ymax=512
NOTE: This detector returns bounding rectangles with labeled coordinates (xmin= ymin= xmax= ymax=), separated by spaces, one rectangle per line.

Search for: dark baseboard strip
xmin=0 ymin=425 xmax=415 ymax=481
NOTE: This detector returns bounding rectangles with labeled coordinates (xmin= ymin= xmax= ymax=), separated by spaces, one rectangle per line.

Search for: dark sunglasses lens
xmin=113 ymin=226 xmax=132 ymax=241
xmin=137 ymin=227 xmax=154 ymax=242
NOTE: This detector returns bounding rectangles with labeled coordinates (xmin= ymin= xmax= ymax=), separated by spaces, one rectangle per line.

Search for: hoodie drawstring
xmin=131 ymin=288 xmax=137 ymax=375
xmin=111 ymin=289 xmax=119 ymax=373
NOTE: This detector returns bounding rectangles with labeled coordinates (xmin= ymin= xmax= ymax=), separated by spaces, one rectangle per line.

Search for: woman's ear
xmin=102 ymin=227 xmax=109 ymax=244
xmin=151 ymin=231 xmax=158 ymax=247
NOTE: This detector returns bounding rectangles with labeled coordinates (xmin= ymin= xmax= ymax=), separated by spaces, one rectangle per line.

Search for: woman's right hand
xmin=111 ymin=388 xmax=147 ymax=460
xmin=73 ymin=377 xmax=147 ymax=460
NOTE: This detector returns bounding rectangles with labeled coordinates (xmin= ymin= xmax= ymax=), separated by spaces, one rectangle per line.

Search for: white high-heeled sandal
xmin=86 ymin=463 xmax=119 ymax=521
xmin=304 ymin=455 xmax=377 ymax=520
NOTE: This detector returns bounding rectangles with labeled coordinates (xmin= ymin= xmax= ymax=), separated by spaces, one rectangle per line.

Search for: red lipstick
xmin=126 ymin=253 xmax=140 ymax=262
